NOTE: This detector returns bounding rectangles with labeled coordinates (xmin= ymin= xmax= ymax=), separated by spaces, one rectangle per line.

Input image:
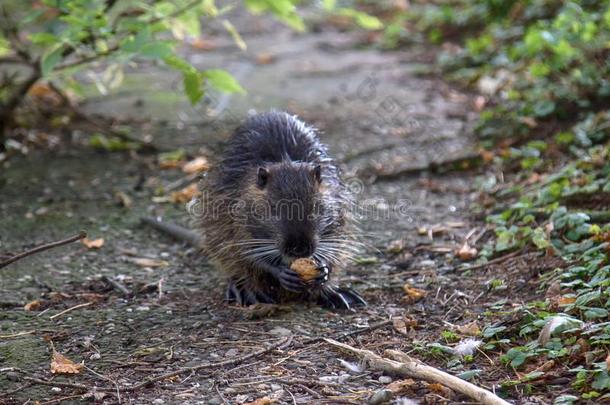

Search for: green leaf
xmin=203 ymin=69 xmax=245 ymax=94
xmin=337 ymin=8 xmax=383 ymax=30
xmin=183 ymin=71 xmax=203 ymax=104
xmin=41 ymin=46 xmax=64 ymax=77
xmin=322 ymin=0 xmax=336 ymax=11
xmin=29 ymin=32 xmax=59 ymax=46
xmin=583 ymin=307 xmax=608 ymax=319
xmin=139 ymin=42 xmax=174 ymax=59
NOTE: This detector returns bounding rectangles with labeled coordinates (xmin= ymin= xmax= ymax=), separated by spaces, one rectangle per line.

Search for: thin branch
xmin=49 ymin=302 xmax=93 ymax=320
xmin=324 ymin=339 xmax=512 ymax=405
xmin=0 ymin=231 xmax=86 ymax=269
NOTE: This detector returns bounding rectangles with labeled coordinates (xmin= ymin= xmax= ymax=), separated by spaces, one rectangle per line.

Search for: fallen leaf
xmin=256 ymin=52 xmax=275 ymax=65
xmin=402 ymin=284 xmax=427 ymax=303
xmin=82 ymin=238 xmax=104 ymax=249
xmin=115 ymin=191 xmax=133 ymax=208
xmin=244 ymin=397 xmax=273 ymax=405
xmin=386 ymin=378 xmax=416 ymax=394
xmin=129 ymin=257 xmax=169 ymax=268
xmin=558 ymin=296 xmax=576 ymax=305
xmin=456 ymin=321 xmax=480 ymax=336
xmin=456 ymin=241 xmax=478 ymax=261
xmin=190 ymin=38 xmax=216 ymax=50
xmin=24 ymin=300 xmax=42 ymax=311
xmin=519 ymin=116 xmax=538 ymax=128
xmin=474 ymin=95 xmax=487 ymax=111
xmin=182 ymin=157 xmax=209 ymax=174
xmin=386 ymin=239 xmax=405 ymax=254
xmin=393 ymin=316 xmax=418 ymax=335
xmin=51 ymin=349 xmax=84 ymax=374
xmin=427 ymin=382 xmax=454 ymax=398
xmin=170 ymin=183 xmax=199 ymax=204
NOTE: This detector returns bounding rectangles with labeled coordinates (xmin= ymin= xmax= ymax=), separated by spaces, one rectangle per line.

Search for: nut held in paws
xmin=290 ymin=258 xmax=319 ymax=282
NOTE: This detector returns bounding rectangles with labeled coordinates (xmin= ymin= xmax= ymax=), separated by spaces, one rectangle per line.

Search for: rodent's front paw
xmin=311 ymin=264 xmax=330 ymax=287
xmin=274 ymin=266 xmax=307 ymax=292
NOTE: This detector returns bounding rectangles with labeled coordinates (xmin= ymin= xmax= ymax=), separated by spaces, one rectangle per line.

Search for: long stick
xmin=324 ymin=338 xmax=512 ymax=405
xmin=0 ymin=231 xmax=86 ymax=269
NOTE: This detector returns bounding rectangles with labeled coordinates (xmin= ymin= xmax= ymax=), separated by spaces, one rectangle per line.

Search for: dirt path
xmin=0 ymin=10 xmax=526 ymax=405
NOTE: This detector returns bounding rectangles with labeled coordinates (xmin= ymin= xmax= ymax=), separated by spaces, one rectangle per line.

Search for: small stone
xmin=224 ymin=388 xmax=237 ymax=395
xmin=378 ymin=376 xmax=392 ymax=384
xmin=225 ymin=348 xmax=239 ymax=357
xmin=270 ymin=384 xmax=283 ymax=391
xmin=368 ymin=389 xmax=393 ymax=405
xmin=269 ymin=326 xmax=291 ymax=336
xmin=51 ymin=387 xmax=62 ymax=393
xmin=6 ymin=372 xmax=20 ymax=382
xmin=90 ymin=353 xmax=101 ymax=360
xmin=207 ymin=399 xmax=221 ymax=405
xmin=153 ymin=399 xmax=164 ymax=405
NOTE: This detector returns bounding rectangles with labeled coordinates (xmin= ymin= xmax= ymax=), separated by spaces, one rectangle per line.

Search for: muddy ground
xmin=0 ymin=9 xmax=552 ymax=405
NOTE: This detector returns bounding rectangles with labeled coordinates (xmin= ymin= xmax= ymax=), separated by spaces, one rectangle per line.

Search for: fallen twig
xmin=0 ymin=231 xmax=86 ymax=269
xmin=0 ymin=330 xmax=35 ymax=339
xmin=324 ymin=338 xmax=512 ymax=405
xmin=459 ymin=249 xmax=530 ymax=272
xmin=3 ymin=336 xmax=292 ymax=394
xmin=49 ymin=302 xmax=93 ymax=320
xmin=101 ymin=275 xmax=132 ymax=296
xmin=302 ymin=319 xmax=392 ymax=345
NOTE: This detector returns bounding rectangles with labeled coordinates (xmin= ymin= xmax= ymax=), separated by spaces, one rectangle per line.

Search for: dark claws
xmin=318 ymin=285 xmax=367 ymax=311
xmin=226 ymin=280 xmax=277 ymax=306
xmin=312 ymin=264 xmax=330 ymax=286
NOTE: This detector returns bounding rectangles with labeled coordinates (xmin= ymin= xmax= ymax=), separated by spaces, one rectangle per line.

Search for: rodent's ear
xmin=257 ymin=167 xmax=269 ymax=188
xmin=312 ymin=164 xmax=322 ymax=184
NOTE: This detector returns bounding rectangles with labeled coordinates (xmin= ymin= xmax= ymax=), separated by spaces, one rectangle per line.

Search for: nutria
xmin=196 ymin=111 xmax=366 ymax=310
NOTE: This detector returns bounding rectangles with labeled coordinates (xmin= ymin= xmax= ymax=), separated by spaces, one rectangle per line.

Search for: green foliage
xmin=402 ymin=1 xmax=610 ymax=399
xmin=0 ymin=0 xmax=382 ymax=122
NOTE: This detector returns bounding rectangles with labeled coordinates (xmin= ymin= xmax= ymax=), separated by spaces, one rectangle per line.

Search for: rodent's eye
xmin=257 ymin=167 xmax=268 ymax=188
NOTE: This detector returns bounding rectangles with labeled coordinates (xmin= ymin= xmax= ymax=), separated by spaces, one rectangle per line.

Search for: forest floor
xmin=0 ymin=9 xmax=562 ymax=405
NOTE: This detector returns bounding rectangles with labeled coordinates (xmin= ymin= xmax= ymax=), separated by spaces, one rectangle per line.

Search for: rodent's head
xmin=244 ymin=161 xmax=326 ymax=263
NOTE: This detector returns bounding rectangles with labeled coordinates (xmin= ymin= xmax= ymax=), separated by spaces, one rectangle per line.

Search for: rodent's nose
xmin=283 ymin=235 xmax=315 ymax=258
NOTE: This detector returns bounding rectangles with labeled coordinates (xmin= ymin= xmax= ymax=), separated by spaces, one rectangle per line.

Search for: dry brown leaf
xmin=190 ymin=38 xmax=216 ymax=50
xmin=387 ymin=378 xmax=416 ymax=394
xmin=170 ymin=183 xmax=199 ymax=204
xmin=386 ymin=239 xmax=405 ymax=254
xmin=455 ymin=321 xmax=481 ymax=336
xmin=24 ymin=300 xmax=42 ymax=311
xmin=256 ymin=52 xmax=275 ymax=65
xmin=244 ymin=397 xmax=273 ymax=405
xmin=520 ymin=116 xmax=538 ymax=128
xmin=115 ymin=191 xmax=133 ymax=208
xmin=456 ymin=241 xmax=478 ymax=261
xmin=392 ymin=316 xmax=418 ymax=335
xmin=50 ymin=349 xmax=84 ymax=374
xmin=402 ymin=284 xmax=427 ymax=303
xmin=130 ymin=257 xmax=169 ymax=268
xmin=558 ymin=296 xmax=576 ymax=306
xmin=479 ymin=148 xmax=495 ymax=163
xmin=82 ymin=238 xmax=104 ymax=249
xmin=474 ymin=95 xmax=487 ymax=111
xmin=182 ymin=157 xmax=209 ymax=174
xmin=427 ymin=382 xmax=455 ymax=398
